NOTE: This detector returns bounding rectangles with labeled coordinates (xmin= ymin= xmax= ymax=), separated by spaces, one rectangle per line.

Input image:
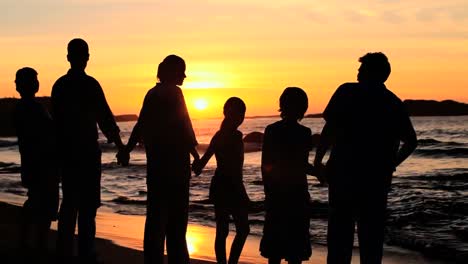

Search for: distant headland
xmin=0 ymin=97 xmax=467 ymax=137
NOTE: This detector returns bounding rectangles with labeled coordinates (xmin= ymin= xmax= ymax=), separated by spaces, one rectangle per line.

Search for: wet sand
xmin=0 ymin=200 xmax=449 ymax=264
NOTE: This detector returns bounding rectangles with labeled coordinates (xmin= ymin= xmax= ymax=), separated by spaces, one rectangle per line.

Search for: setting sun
xmin=194 ymin=98 xmax=209 ymax=111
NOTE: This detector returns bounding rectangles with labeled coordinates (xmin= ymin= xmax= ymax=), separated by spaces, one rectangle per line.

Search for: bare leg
xmin=228 ymin=207 xmax=250 ymax=264
xmin=215 ymin=206 xmax=229 ymax=264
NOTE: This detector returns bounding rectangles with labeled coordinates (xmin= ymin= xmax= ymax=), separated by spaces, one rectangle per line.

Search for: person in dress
xmin=260 ymin=87 xmax=319 ymax=264
xmin=192 ymin=97 xmax=250 ymax=264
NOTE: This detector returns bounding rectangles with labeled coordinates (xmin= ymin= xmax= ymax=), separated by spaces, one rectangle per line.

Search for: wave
xmin=111 ymin=196 xmax=146 ymax=205
xmin=0 ymin=140 xmax=17 ymax=148
xmin=404 ymin=172 xmax=468 ymax=182
xmin=418 ymin=138 xmax=465 ymax=146
xmin=0 ymin=164 xmax=20 ymax=174
xmin=0 ymin=162 xmax=16 ymax=168
xmin=414 ymin=147 xmax=468 ymax=158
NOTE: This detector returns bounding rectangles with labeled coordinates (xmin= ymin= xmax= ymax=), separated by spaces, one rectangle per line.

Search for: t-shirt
xmin=14 ymin=98 xmax=58 ymax=187
xmin=323 ymin=82 xmax=415 ymax=175
xmin=261 ymin=120 xmax=312 ymax=198
xmin=51 ymin=69 xmax=120 ymax=154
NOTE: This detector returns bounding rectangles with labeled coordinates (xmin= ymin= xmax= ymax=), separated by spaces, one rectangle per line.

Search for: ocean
xmin=1 ymin=116 xmax=467 ymax=261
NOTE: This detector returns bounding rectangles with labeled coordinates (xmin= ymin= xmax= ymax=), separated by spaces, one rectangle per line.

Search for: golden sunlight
xmin=183 ymin=80 xmax=225 ymax=89
xmin=194 ymin=98 xmax=209 ymax=111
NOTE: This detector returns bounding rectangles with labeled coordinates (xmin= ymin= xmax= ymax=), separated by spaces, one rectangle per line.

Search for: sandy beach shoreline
xmin=0 ymin=196 xmax=451 ymax=264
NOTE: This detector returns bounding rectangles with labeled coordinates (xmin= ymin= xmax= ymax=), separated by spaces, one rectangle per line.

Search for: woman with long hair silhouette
xmin=119 ymin=55 xmax=199 ymax=264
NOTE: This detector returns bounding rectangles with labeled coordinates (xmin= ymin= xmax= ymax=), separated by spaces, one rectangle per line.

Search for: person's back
xmin=263 ymin=120 xmax=311 ymax=192
xmin=52 ymin=70 xmax=113 ymax=151
xmin=314 ymin=52 xmax=417 ymax=264
xmin=14 ymin=67 xmax=59 ymax=262
xmin=15 ymin=98 xmax=58 ymax=186
xmin=52 ymin=38 xmax=124 ymax=263
xmin=260 ymin=87 xmax=314 ymax=264
xmin=324 ymin=82 xmax=410 ymax=188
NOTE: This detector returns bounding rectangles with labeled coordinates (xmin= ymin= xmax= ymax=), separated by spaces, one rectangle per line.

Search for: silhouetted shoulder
xmin=323 ymin=83 xmax=358 ymax=121
xmin=87 ymin=75 xmax=101 ymax=86
xmin=51 ymin=74 xmax=68 ymax=90
xmin=382 ymin=87 xmax=404 ymax=105
xmin=265 ymin=120 xmax=283 ymax=131
xmin=299 ymin=123 xmax=312 ymax=134
xmin=333 ymin=82 xmax=360 ymax=96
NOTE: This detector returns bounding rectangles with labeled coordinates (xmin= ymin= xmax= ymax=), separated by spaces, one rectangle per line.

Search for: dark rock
xmin=243 ymin=131 xmax=264 ymax=143
xmin=115 ymin=114 xmax=138 ymax=122
xmin=404 ymin=99 xmax=468 ymax=116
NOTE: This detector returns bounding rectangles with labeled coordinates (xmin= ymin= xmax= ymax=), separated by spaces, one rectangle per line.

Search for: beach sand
xmin=0 ymin=200 xmax=448 ymax=264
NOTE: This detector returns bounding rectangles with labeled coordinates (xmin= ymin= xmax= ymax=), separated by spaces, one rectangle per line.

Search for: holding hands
xmin=314 ymin=162 xmax=328 ymax=186
xmin=116 ymin=146 xmax=130 ymax=166
xmin=192 ymin=159 xmax=203 ymax=176
xmin=308 ymin=162 xmax=328 ymax=186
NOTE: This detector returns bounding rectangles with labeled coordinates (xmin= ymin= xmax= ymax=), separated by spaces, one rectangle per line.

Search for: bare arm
xmin=313 ymin=122 xmax=335 ymax=167
xmin=95 ymin=82 xmax=123 ymax=150
xmin=192 ymin=135 xmax=216 ymax=175
xmin=395 ymin=122 xmax=418 ymax=169
xmin=117 ymin=91 xmax=151 ymax=166
xmin=261 ymin=127 xmax=274 ymax=197
xmin=313 ymin=122 xmax=336 ymax=185
xmin=126 ymin=122 xmax=141 ymax=153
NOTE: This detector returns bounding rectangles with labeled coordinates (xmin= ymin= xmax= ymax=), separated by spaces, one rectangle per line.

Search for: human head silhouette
xmin=279 ymin=87 xmax=308 ymax=120
xmin=221 ymin=97 xmax=246 ymax=130
xmin=357 ymin=52 xmax=391 ymax=84
xmin=15 ymin=67 xmax=39 ymax=98
xmin=157 ymin=55 xmax=186 ymax=86
xmin=67 ymin=38 xmax=89 ymax=71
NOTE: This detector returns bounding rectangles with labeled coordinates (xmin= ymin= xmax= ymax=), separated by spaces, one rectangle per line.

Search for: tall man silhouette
xmin=52 ymin=38 xmax=125 ymax=263
xmin=314 ymin=52 xmax=417 ymax=264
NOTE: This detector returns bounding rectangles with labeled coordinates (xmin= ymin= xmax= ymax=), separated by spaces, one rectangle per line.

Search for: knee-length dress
xmin=260 ymin=120 xmax=312 ymax=261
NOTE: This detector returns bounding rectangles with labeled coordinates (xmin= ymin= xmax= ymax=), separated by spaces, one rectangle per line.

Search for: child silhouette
xmin=260 ymin=87 xmax=318 ymax=264
xmin=192 ymin=97 xmax=250 ymax=264
xmin=14 ymin=67 xmax=59 ymax=262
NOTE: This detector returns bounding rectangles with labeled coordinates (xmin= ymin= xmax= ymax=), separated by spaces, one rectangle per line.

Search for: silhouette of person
xmin=118 ymin=55 xmax=199 ymax=264
xmin=192 ymin=97 xmax=250 ymax=264
xmin=314 ymin=52 xmax=418 ymax=264
xmin=14 ymin=67 xmax=59 ymax=262
xmin=51 ymin=38 xmax=125 ymax=263
xmin=260 ymin=87 xmax=317 ymax=264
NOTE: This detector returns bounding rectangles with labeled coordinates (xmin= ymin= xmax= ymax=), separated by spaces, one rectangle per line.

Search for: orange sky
xmin=1 ymin=0 xmax=467 ymax=118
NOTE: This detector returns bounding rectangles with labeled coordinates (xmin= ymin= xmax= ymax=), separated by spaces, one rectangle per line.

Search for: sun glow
xmin=194 ymin=98 xmax=209 ymax=111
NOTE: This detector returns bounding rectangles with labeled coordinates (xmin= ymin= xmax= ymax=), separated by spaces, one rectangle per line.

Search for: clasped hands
xmin=191 ymin=157 xmax=202 ymax=176
xmin=309 ymin=162 xmax=328 ymax=186
xmin=116 ymin=145 xmax=130 ymax=166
